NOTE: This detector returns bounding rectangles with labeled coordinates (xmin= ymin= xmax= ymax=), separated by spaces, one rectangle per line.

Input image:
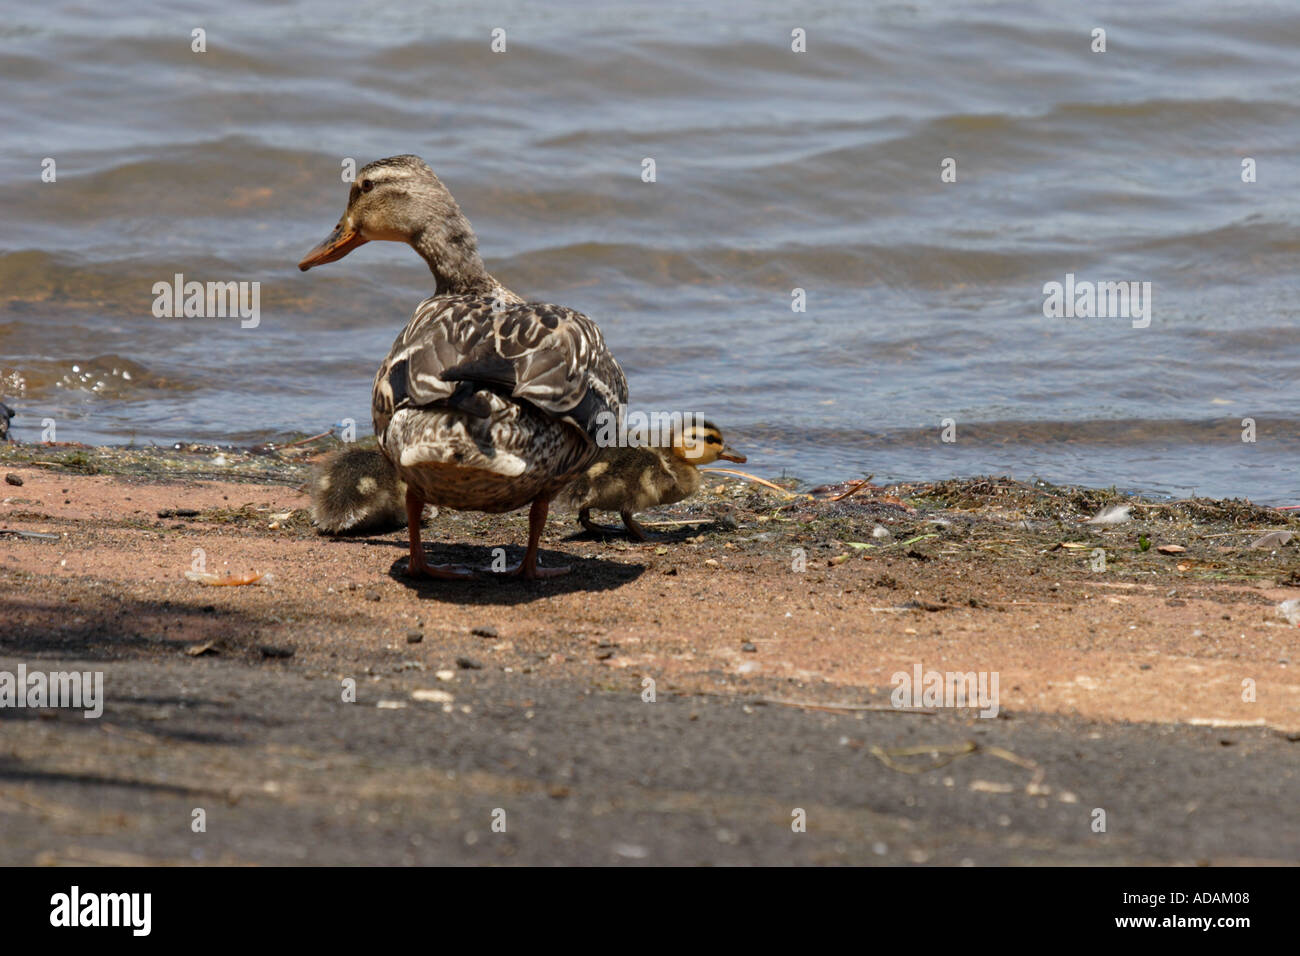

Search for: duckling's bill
xmin=717 ymin=444 xmax=746 ymax=463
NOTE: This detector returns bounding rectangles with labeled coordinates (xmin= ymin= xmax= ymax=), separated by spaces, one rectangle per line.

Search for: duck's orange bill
xmin=298 ymin=222 xmax=368 ymax=271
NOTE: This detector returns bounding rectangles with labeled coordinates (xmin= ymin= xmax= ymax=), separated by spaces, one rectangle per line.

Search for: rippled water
xmin=3 ymin=1 xmax=1298 ymax=500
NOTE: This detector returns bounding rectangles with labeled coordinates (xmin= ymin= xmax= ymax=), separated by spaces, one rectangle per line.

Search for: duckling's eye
xmin=361 ymin=179 xmax=374 ymax=193
xmin=706 ymin=435 xmax=722 ymax=445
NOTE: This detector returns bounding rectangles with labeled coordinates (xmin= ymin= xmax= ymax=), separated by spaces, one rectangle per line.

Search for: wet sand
xmin=1 ymin=443 xmax=1298 ymax=864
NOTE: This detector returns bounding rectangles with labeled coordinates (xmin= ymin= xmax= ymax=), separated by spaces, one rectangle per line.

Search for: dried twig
xmin=280 ymin=430 xmax=333 ymax=449
xmin=830 ymin=475 xmax=875 ymax=502
xmin=870 ymin=741 xmax=977 ymax=773
xmin=702 ymin=468 xmax=813 ymax=499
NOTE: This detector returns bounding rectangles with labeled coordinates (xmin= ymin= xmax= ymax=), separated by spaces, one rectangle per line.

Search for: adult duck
xmin=299 ymin=155 xmax=627 ymax=580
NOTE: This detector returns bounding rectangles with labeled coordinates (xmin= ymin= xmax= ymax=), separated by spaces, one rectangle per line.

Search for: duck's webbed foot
xmin=482 ymin=497 xmax=570 ymax=580
xmin=489 ymin=559 xmax=571 ymax=580
xmin=404 ymin=488 xmax=473 ymax=580
xmin=407 ymin=554 xmax=476 ymax=580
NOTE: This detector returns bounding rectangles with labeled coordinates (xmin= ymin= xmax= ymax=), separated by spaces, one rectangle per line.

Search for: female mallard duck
xmin=299 ymin=155 xmax=627 ymax=579
xmin=558 ymin=418 xmax=745 ymax=541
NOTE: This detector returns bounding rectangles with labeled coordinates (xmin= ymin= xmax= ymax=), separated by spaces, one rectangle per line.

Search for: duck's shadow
xmin=384 ymin=542 xmax=644 ymax=604
xmin=561 ymin=519 xmax=728 ymax=545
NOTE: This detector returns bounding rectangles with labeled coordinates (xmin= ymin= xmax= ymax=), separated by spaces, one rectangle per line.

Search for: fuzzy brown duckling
xmin=310 ymin=446 xmax=408 ymax=535
xmin=558 ymin=419 xmax=745 ymax=541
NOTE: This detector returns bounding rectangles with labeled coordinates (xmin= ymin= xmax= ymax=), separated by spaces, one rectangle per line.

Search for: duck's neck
xmin=410 ymin=223 xmax=504 ymax=299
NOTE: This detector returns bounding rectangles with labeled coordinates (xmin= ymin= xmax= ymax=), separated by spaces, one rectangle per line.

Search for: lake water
xmin=3 ymin=0 xmax=1298 ymax=501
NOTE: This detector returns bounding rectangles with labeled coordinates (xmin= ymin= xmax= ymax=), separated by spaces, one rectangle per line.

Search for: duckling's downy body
xmin=558 ymin=419 xmax=745 ymax=540
xmin=309 ymin=445 xmax=407 ymax=535
xmin=300 ymin=155 xmax=627 ymax=579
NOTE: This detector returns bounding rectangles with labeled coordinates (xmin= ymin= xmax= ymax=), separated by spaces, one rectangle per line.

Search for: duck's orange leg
xmin=404 ymin=488 xmax=473 ymax=580
xmin=487 ymin=497 xmax=570 ymax=579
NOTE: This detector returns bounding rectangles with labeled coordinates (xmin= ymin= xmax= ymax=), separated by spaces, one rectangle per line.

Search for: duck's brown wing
xmin=376 ymin=295 xmax=627 ymax=444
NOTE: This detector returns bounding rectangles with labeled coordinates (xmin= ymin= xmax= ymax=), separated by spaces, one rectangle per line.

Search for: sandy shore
xmin=1 ymin=442 xmax=1297 ymax=864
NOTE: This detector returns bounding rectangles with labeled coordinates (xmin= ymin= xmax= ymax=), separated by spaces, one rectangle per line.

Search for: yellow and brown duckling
xmin=558 ymin=419 xmax=745 ymax=541
xmin=309 ymin=445 xmax=408 ymax=535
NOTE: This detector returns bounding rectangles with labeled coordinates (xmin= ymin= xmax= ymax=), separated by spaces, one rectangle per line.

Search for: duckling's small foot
xmin=620 ymin=510 xmax=650 ymax=542
xmin=578 ymin=508 xmax=623 ymax=539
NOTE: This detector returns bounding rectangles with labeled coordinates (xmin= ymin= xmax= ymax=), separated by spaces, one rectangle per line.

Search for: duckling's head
xmin=670 ymin=419 xmax=747 ymax=466
xmin=299 ymin=155 xmax=492 ymax=293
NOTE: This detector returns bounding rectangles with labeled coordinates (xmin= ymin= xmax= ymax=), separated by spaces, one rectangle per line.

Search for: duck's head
xmin=670 ymin=419 xmax=747 ymax=466
xmin=299 ymin=155 xmax=491 ymax=292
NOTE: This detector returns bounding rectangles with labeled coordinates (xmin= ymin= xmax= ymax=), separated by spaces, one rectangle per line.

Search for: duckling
xmin=309 ymin=445 xmax=408 ymax=535
xmin=559 ymin=418 xmax=745 ymax=541
xmin=299 ymin=155 xmax=627 ymax=580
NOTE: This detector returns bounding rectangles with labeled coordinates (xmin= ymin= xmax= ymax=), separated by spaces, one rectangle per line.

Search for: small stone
xmin=405 ymin=629 xmax=424 ymax=643
xmin=742 ymin=642 xmax=757 ymax=653
xmin=259 ymin=644 xmax=295 ymax=659
xmin=471 ymin=625 xmax=499 ymax=639
xmin=3 ymin=474 xmax=22 ymax=486
xmin=456 ymin=657 xmax=483 ymax=670
xmin=364 ymin=590 xmax=381 ymax=602
xmin=435 ymin=669 xmax=456 ymax=682
xmin=412 ymin=688 xmax=454 ymax=704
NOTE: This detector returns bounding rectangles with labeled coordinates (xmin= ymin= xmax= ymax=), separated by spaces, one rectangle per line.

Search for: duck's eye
xmin=361 ymin=179 xmax=374 ymax=193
